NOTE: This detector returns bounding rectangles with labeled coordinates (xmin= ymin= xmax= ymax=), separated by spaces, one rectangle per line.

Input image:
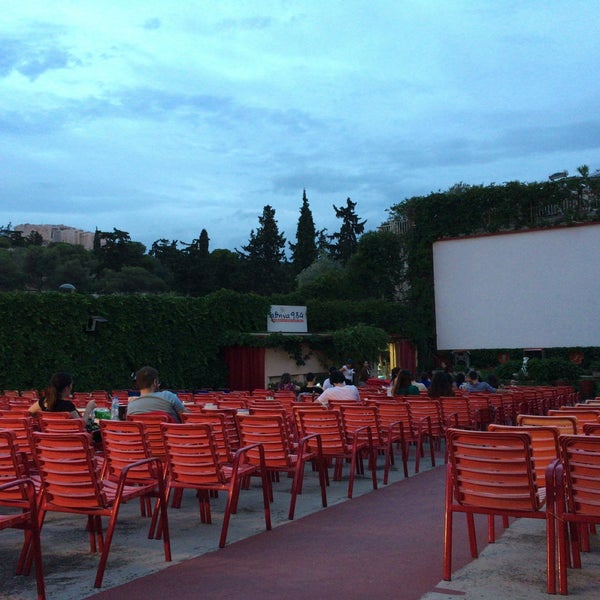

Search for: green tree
xmin=94 ymin=228 xmax=146 ymax=272
xmin=23 ymin=246 xmax=57 ymax=291
xmin=94 ymin=266 xmax=169 ymax=293
xmin=239 ymin=205 xmax=289 ymax=295
xmin=346 ymin=230 xmax=406 ymax=300
xmin=329 ymin=198 xmax=366 ymax=264
xmin=295 ymin=256 xmax=348 ymax=300
xmin=290 ymin=190 xmax=318 ymax=273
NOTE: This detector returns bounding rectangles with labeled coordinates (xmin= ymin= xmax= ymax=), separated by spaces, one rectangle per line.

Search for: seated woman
xmin=276 ymin=372 xmax=300 ymax=393
xmin=28 ymin=371 xmax=99 ymax=442
xmin=29 ymin=371 xmax=86 ymax=418
xmin=392 ymin=369 xmax=420 ymax=397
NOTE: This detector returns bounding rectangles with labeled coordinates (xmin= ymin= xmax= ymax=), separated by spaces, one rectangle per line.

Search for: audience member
xmin=393 ymin=369 xmax=420 ymax=396
xmin=316 ymin=370 xmax=360 ymax=407
xmin=127 ymin=366 xmax=185 ymax=422
xmin=322 ymin=366 xmax=338 ymax=390
xmin=28 ymin=371 xmax=81 ymax=418
xmin=276 ymin=372 xmax=299 ymax=392
xmin=358 ymin=360 xmax=371 ymax=387
xmin=428 ymin=371 xmax=455 ymax=398
xmin=340 ymin=359 xmax=355 ymax=385
xmin=297 ymin=372 xmax=323 ymax=398
xmin=387 ymin=366 xmax=401 ymax=397
xmin=419 ymin=371 xmax=432 ymax=389
xmin=460 ymin=370 xmax=498 ymax=393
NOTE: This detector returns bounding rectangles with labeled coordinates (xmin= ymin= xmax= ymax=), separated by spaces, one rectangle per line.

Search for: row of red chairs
xmin=444 ymin=420 xmax=600 ymax=595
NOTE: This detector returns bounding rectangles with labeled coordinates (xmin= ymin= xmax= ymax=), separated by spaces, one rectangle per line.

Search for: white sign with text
xmin=267 ymin=305 xmax=308 ymax=333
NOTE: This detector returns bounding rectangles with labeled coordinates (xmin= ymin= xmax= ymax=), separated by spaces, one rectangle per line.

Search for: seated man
xmin=460 ymin=370 xmax=498 ymax=393
xmin=316 ymin=370 xmax=360 ymax=407
xmin=127 ymin=365 xmax=185 ymax=422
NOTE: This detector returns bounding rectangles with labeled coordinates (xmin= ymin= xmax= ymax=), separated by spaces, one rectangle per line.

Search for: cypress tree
xmin=290 ymin=189 xmax=318 ymax=273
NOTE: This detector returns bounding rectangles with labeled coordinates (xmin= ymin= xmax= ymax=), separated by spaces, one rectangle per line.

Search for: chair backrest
xmin=100 ymin=420 xmax=158 ymax=482
xmin=161 ymin=423 xmax=225 ymax=486
xmin=583 ymin=423 xmax=600 ymax=436
xmin=446 ymin=428 xmax=542 ymax=512
xmin=0 ymin=416 xmax=35 ymax=463
xmin=365 ymin=400 xmax=417 ymax=440
xmin=488 ymin=424 xmax=559 ymax=487
xmin=559 ymin=434 xmax=600 ymax=516
xmin=439 ymin=396 xmax=472 ymax=429
xmin=296 ymin=409 xmax=346 ymax=454
xmin=517 ymin=414 xmax=578 ymax=435
xmin=291 ymin=404 xmax=324 ymax=437
xmin=38 ymin=412 xmax=86 ymax=433
xmin=32 ymin=432 xmax=105 ymax=509
xmin=339 ymin=405 xmax=383 ymax=445
xmin=127 ymin=412 xmax=174 ymax=458
xmin=181 ymin=411 xmax=233 ymax=463
xmin=236 ymin=414 xmax=294 ymax=468
xmin=0 ymin=430 xmax=29 ymax=500
xmin=406 ymin=399 xmax=445 ymax=436
xmin=548 ymin=410 xmax=600 ymax=432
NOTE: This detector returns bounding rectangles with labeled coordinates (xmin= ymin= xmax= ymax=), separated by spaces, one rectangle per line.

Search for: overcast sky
xmin=2 ymin=1 xmax=600 ymax=252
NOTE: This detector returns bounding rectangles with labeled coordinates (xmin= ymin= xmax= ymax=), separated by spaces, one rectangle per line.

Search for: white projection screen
xmin=432 ymin=223 xmax=600 ymax=350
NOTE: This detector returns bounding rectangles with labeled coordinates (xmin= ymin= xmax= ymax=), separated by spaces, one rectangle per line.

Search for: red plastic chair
xmin=236 ymin=413 xmax=328 ymax=518
xmin=161 ymin=423 xmax=272 ymax=547
xmin=340 ymin=404 xmax=407 ymax=483
xmin=443 ymin=428 xmax=556 ymax=594
xmin=295 ymin=408 xmax=377 ymax=498
xmin=554 ymin=434 xmax=600 ymax=594
xmin=99 ymin=419 xmax=167 ymax=536
xmin=127 ymin=411 xmax=175 ymax=460
xmin=0 ymin=415 xmax=37 ymax=469
xmin=365 ymin=399 xmax=435 ymax=474
xmin=0 ymin=478 xmax=45 ymax=600
xmin=0 ymin=430 xmax=44 ymax=597
xmin=32 ymin=431 xmax=171 ymax=588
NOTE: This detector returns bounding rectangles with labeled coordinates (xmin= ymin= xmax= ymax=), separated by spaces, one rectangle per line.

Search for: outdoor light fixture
xmin=85 ymin=315 xmax=109 ymax=333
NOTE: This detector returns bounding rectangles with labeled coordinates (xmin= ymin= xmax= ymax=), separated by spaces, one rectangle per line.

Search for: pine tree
xmin=329 ymin=198 xmax=366 ymax=264
xmin=239 ymin=205 xmax=288 ymax=294
xmin=290 ymin=189 xmax=318 ymax=273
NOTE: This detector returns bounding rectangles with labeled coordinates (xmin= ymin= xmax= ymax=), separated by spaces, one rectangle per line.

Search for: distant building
xmin=13 ymin=224 xmax=95 ymax=250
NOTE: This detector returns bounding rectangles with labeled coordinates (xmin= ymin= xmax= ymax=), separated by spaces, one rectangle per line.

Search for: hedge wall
xmin=0 ymin=291 xmax=404 ymax=392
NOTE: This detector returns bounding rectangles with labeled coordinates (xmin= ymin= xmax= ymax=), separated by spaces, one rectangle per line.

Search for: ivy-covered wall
xmin=0 ymin=290 xmax=404 ymax=392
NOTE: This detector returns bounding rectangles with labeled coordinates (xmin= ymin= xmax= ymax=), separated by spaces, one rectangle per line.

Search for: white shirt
xmin=316 ymin=384 xmax=360 ymax=407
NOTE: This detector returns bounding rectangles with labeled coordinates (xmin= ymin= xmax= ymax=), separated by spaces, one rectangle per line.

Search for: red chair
xmin=161 ymin=423 xmax=272 ymax=547
xmin=32 ymin=431 xmax=171 ymax=588
xmin=99 ymin=420 xmax=167 ymax=536
xmin=554 ymin=434 xmax=600 ymax=595
xmin=0 ymin=478 xmax=45 ymax=600
xmin=296 ymin=408 xmax=377 ymax=498
xmin=0 ymin=430 xmax=44 ymax=597
xmin=366 ymin=399 xmax=435 ymax=474
xmin=236 ymin=413 xmax=328 ymax=518
xmin=443 ymin=429 xmax=556 ymax=594
xmin=37 ymin=412 xmax=86 ymax=433
xmin=339 ymin=404 xmax=407 ymax=483
xmin=127 ymin=412 xmax=175 ymax=461
xmin=0 ymin=415 xmax=37 ymax=469
xmin=405 ymin=399 xmax=445 ymax=470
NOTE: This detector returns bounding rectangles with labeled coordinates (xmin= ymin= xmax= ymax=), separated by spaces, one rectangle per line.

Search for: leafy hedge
xmin=0 ymin=291 xmax=404 ymax=392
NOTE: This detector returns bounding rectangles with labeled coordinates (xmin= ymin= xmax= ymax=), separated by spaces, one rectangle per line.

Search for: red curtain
xmin=395 ymin=339 xmax=417 ymax=375
xmin=223 ymin=346 xmax=265 ymax=392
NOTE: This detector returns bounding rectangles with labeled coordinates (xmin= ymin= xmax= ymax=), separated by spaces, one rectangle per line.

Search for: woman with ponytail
xmin=28 ymin=372 xmax=80 ymax=418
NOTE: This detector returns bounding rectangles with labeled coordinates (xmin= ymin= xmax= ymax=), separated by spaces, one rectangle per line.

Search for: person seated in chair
xmin=127 ymin=366 xmax=185 ymax=422
xmin=460 ymin=370 xmax=498 ymax=393
xmin=316 ymin=370 xmax=360 ymax=407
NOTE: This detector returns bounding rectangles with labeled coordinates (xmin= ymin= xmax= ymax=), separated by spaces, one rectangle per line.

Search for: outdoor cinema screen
xmin=432 ymin=223 xmax=600 ymax=350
